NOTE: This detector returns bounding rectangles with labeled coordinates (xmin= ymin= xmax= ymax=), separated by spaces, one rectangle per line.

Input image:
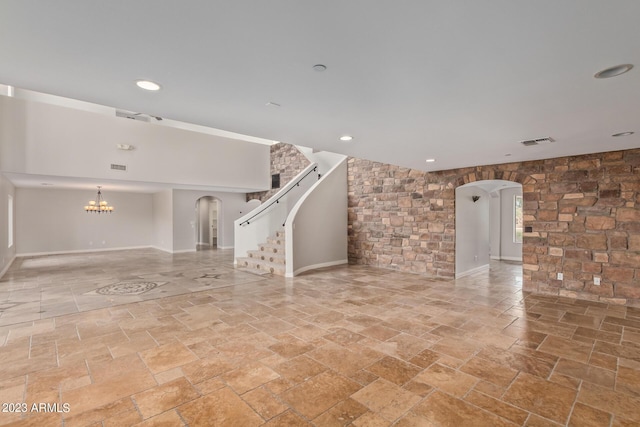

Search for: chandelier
xmin=84 ymin=186 xmax=114 ymax=213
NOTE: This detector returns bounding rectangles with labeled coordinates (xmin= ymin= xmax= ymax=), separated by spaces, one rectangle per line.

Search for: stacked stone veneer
xmin=246 ymin=143 xmax=310 ymax=203
xmin=348 ymin=148 xmax=640 ymax=304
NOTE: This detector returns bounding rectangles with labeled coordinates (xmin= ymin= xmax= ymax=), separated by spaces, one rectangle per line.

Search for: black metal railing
xmin=239 ymin=165 xmax=318 ymax=226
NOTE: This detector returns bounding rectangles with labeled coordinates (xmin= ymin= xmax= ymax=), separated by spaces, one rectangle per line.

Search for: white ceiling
xmin=1 ymin=1 xmax=639 ymax=175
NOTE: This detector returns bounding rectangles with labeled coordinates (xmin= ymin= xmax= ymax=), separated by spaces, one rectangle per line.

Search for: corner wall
xmin=348 ymin=148 xmax=640 ymax=304
xmin=152 ymin=190 xmax=173 ymax=252
xmin=0 ymin=174 xmax=16 ymax=277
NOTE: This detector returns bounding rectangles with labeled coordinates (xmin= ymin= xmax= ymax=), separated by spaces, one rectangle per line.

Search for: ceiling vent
xmin=520 ymin=137 xmax=555 ymax=147
xmin=116 ymin=109 xmax=151 ymax=122
xmin=110 ymin=163 xmax=127 ymax=171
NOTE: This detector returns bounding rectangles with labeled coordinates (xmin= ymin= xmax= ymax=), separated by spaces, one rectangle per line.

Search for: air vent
xmin=520 ymin=137 xmax=555 ymax=147
xmin=116 ymin=110 xmax=151 ymax=122
xmin=110 ymin=164 xmax=127 ymax=171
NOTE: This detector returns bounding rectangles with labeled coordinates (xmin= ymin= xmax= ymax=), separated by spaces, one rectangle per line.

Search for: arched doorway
xmin=195 ymin=196 xmax=220 ymax=250
xmin=455 ymin=180 xmax=523 ymax=279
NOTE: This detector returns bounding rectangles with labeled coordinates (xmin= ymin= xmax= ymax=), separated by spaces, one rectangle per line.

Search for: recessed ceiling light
xmin=313 ymin=64 xmax=327 ymax=72
xmin=426 ymin=158 xmax=436 ymax=163
xmin=339 ymin=135 xmax=353 ymax=141
xmin=594 ymin=64 xmax=633 ymax=79
xmin=265 ymin=102 xmax=281 ymax=107
xmin=41 ymin=183 xmax=53 ymax=186
xmin=505 ymin=153 xmax=512 ymax=157
xmin=135 ymin=80 xmax=162 ymax=91
xmin=612 ymin=131 xmax=634 ymax=137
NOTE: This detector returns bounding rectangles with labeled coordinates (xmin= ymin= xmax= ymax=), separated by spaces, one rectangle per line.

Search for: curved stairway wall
xmin=234 ymin=162 xmax=318 ymax=266
xmin=285 ymin=154 xmax=348 ymax=277
xmin=234 ymin=147 xmax=348 ymax=277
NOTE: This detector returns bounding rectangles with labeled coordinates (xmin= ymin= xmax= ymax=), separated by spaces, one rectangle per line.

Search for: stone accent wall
xmin=246 ymin=143 xmax=311 ymax=203
xmin=348 ymin=148 xmax=640 ymax=304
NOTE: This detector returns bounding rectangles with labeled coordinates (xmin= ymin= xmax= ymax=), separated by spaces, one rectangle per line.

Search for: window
xmin=8 ymin=195 xmax=13 ymax=248
xmin=514 ymin=195 xmax=523 ymax=243
xmin=271 ymin=174 xmax=281 ymax=189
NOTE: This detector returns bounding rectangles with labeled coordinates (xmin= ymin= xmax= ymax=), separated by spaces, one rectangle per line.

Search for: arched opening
xmin=195 ymin=196 xmax=220 ymax=251
xmin=455 ymin=180 xmax=523 ymax=284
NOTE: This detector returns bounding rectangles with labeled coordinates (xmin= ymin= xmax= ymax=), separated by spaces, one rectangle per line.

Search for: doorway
xmin=195 ymin=196 xmax=219 ymax=250
xmin=455 ymin=180 xmax=523 ymax=279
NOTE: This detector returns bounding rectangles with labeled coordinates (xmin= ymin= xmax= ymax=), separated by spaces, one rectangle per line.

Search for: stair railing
xmin=234 ymin=162 xmax=319 ymax=265
xmin=238 ymin=165 xmax=318 ymax=227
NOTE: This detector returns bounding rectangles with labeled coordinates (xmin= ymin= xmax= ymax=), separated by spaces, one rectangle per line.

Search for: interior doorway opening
xmin=195 ymin=196 xmax=220 ymax=251
xmin=455 ymin=180 xmax=523 ymax=282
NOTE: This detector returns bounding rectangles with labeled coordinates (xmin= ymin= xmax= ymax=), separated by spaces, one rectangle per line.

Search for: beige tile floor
xmin=0 ymin=249 xmax=639 ymax=426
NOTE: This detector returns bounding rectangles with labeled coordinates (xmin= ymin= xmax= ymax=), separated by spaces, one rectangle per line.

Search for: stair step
xmin=247 ymin=250 xmax=286 ymax=264
xmin=267 ymin=236 xmax=285 ymax=246
xmin=257 ymin=243 xmax=285 ymax=254
xmin=237 ymin=229 xmax=287 ymax=277
xmin=237 ymin=257 xmax=286 ymax=275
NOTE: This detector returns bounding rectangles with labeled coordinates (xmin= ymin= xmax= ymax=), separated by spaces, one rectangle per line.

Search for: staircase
xmin=236 ymin=230 xmax=286 ymax=275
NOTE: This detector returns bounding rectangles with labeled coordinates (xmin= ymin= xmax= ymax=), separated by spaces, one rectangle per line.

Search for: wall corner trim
xmin=0 ymin=256 xmax=16 ymax=280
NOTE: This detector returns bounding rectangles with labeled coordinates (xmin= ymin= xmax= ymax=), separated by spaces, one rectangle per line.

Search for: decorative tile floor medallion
xmin=95 ymin=281 xmax=159 ymax=296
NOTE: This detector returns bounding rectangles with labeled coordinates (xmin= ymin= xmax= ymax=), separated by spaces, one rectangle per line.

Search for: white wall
xmin=489 ymin=193 xmax=501 ymax=259
xmin=0 ymin=95 xmax=270 ymax=191
xmin=0 ymin=174 xmax=16 ymax=277
xmin=455 ymin=186 xmax=490 ymax=277
xmin=197 ymin=198 xmax=209 ymax=245
xmin=500 ymin=187 xmax=523 ymax=261
xmin=0 ymin=96 xmax=27 ymax=173
xmin=16 ymin=188 xmax=153 ymax=254
xmin=286 ymin=159 xmax=348 ymax=276
xmin=152 ymin=190 xmax=173 ymax=252
xmin=172 ymin=190 xmax=249 ymax=252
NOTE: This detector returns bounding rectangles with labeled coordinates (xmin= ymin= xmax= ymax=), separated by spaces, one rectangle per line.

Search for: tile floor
xmin=0 ymin=249 xmax=639 ymax=426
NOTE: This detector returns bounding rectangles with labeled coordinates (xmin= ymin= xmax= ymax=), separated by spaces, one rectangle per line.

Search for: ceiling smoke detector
xmin=519 ymin=137 xmax=555 ymax=147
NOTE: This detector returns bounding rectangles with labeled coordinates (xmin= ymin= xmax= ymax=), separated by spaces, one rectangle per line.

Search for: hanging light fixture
xmin=84 ymin=186 xmax=114 ymax=213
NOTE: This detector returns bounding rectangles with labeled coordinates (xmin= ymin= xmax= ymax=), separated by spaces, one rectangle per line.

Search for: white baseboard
xmin=287 ymin=259 xmax=348 ymax=278
xmin=0 ymin=255 xmax=16 ymax=279
xmin=150 ymin=246 xmax=173 ymax=254
xmin=218 ymin=245 xmax=233 ymax=250
xmin=17 ymin=246 xmax=153 ymax=258
xmin=490 ymin=256 xmax=522 ymax=262
xmin=455 ymin=264 xmax=490 ymax=279
xmin=172 ymin=249 xmax=197 ymax=254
